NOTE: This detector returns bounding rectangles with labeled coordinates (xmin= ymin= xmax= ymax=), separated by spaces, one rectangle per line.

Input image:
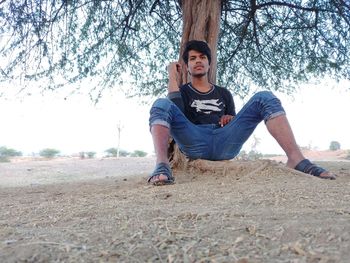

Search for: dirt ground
xmin=1 ymin=154 xmax=350 ymax=263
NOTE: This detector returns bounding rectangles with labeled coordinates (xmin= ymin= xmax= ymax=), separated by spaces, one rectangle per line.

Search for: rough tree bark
xmin=170 ymin=0 xmax=222 ymax=169
xmin=179 ymin=0 xmax=221 ymax=84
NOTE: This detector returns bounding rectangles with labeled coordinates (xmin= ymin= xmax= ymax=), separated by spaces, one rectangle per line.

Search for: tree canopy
xmin=0 ymin=0 xmax=349 ymax=99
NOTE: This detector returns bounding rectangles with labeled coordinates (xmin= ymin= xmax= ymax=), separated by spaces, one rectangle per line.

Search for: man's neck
xmin=191 ymin=76 xmax=212 ymax=93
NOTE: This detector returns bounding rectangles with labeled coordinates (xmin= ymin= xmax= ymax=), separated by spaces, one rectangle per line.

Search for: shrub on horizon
xmin=105 ymin=148 xmax=129 ymax=157
xmin=329 ymin=141 xmax=341 ymax=151
xmin=0 ymin=146 xmax=22 ymax=162
xmin=87 ymin=151 xmax=96 ymax=158
xmin=130 ymin=150 xmax=147 ymax=157
xmin=39 ymin=148 xmax=60 ymax=158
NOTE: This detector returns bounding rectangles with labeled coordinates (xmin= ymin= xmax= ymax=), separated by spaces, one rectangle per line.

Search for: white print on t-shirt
xmin=190 ymin=99 xmax=223 ymax=114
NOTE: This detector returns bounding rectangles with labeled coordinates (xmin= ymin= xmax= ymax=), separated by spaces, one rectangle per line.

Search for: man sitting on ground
xmin=148 ymin=40 xmax=336 ymax=185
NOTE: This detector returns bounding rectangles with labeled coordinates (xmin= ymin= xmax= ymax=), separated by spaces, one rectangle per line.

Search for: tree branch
xmin=149 ymin=0 xmax=160 ymax=14
xmin=258 ymin=1 xmax=331 ymax=13
xmin=251 ymin=0 xmax=261 ymax=54
xmin=335 ymin=0 xmax=350 ymax=27
xmin=225 ymin=0 xmax=256 ymax=62
xmin=48 ymin=2 xmax=66 ymax=23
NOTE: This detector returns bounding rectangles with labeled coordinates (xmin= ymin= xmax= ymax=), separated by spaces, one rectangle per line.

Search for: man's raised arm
xmin=167 ymin=62 xmax=184 ymax=112
xmin=167 ymin=62 xmax=182 ymax=94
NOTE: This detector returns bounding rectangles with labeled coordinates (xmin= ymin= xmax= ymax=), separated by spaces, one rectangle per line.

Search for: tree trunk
xmin=170 ymin=0 xmax=222 ymax=169
xmin=179 ymin=0 xmax=221 ymax=84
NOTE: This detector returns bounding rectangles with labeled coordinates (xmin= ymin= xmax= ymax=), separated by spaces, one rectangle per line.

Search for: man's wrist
xmin=168 ymin=87 xmax=180 ymax=93
xmin=167 ymin=79 xmax=180 ymax=93
xmin=167 ymin=91 xmax=181 ymax=99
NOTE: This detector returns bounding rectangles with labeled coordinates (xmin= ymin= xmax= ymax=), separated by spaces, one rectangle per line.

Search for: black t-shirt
xmin=168 ymin=83 xmax=236 ymax=125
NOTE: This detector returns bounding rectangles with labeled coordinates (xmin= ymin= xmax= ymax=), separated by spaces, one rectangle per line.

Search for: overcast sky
xmin=0 ymin=78 xmax=349 ymax=157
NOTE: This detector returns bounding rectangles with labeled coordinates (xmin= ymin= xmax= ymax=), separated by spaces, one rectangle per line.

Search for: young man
xmin=148 ymin=40 xmax=336 ymax=185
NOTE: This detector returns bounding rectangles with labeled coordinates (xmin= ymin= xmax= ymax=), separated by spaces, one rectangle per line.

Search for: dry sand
xmin=0 ymin=154 xmax=350 ymax=262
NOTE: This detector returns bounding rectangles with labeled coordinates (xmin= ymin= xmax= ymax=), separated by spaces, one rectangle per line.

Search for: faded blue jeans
xmin=149 ymin=91 xmax=285 ymax=161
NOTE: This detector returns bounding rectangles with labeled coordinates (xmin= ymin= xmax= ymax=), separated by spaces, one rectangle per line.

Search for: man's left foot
xmin=294 ymin=159 xmax=336 ymax=180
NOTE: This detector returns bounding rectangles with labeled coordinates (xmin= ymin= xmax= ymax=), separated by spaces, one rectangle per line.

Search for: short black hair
xmin=182 ymin=40 xmax=212 ymax=65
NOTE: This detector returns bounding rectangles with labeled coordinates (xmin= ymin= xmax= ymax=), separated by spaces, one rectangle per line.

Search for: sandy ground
xmin=0 ymin=157 xmax=154 ymax=188
xmin=1 ymin=154 xmax=350 ymax=262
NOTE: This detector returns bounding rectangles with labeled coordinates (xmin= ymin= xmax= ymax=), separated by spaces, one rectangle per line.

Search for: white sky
xmin=0 ymin=79 xmax=349 ymax=157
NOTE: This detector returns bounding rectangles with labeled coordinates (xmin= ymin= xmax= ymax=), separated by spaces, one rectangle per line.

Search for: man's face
xmin=187 ymin=50 xmax=210 ymax=78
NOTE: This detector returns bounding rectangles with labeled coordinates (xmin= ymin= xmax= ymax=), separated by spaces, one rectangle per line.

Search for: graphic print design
xmin=191 ymin=99 xmax=223 ymax=114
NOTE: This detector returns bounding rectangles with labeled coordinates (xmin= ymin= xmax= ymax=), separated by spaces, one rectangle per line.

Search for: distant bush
xmin=39 ymin=148 xmax=60 ymax=158
xmin=0 ymin=146 xmax=22 ymax=162
xmin=86 ymin=151 xmax=96 ymax=158
xmin=105 ymin=148 xmax=129 ymax=157
xmin=118 ymin=150 xmax=129 ymax=157
xmin=79 ymin=151 xmax=96 ymax=159
xmin=329 ymin=141 xmax=341 ymax=151
xmin=236 ymin=150 xmax=262 ymax=160
xmin=130 ymin=150 xmax=147 ymax=157
xmin=105 ymin=148 xmax=118 ymax=157
xmin=0 ymin=146 xmax=22 ymax=157
xmin=247 ymin=150 xmax=263 ymax=160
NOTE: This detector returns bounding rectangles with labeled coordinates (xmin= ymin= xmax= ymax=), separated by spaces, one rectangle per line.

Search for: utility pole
xmin=116 ymin=121 xmax=123 ymax=158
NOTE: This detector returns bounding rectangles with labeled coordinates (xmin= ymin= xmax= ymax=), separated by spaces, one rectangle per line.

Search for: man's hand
xmin=167 ymin=62 xmax=182 ymax=93
xmin=219 ymin=115 xmax=234 ymax=127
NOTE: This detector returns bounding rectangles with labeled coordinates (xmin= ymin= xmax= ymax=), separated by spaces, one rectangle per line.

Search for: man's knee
xmin=252 ymin=91 xmax=285 ymax=121
xmin=253 ymin=91 xmax=277 ymax=100
xmin=151 ymin=98 xmax=173 ymax=112
xmin=149 ymin=98 xmax=173 ymax=129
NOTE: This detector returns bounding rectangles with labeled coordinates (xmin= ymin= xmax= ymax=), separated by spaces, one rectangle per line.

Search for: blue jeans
xmin=149 ymin=91 xmax=285 ymax=161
